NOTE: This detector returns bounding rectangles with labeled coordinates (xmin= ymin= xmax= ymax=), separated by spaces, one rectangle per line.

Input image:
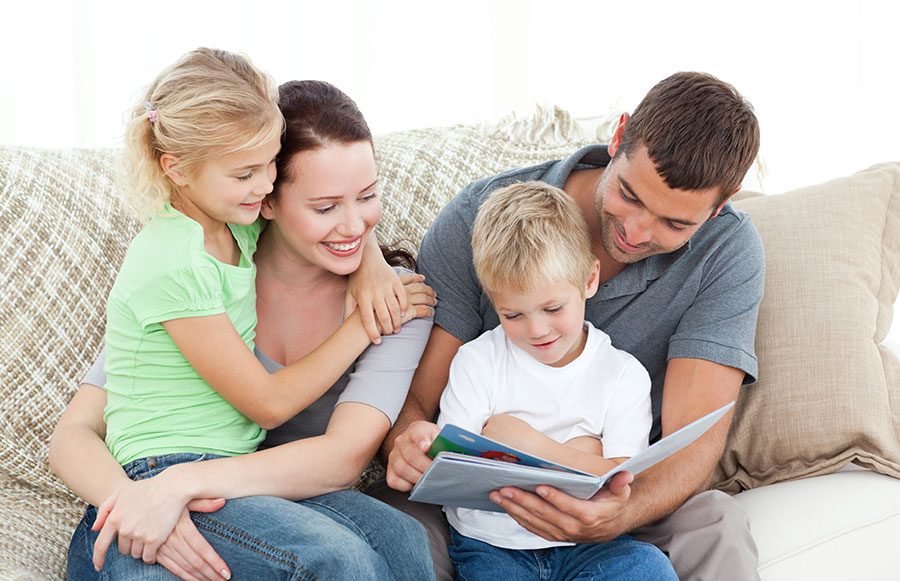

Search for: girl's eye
xmin=236 ymin=172 xmax=253 ymax=181
xmin=360 ymin=192 xmax=379 ymax=202
xmin=314 ymin=205 xmax=337 ymax=215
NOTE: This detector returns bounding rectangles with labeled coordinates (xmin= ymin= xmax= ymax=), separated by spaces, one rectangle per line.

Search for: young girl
xmin=53 ymin=50 xmax=435 ymax=579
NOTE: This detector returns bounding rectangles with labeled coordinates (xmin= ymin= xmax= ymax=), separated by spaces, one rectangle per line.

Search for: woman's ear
xmin=584 ymin=259 xmax=601 ymax=299
xmin=260 ymin=194 xmax=277 ymax=220
xmin=159 ymin=154 xmax=189 ymax=187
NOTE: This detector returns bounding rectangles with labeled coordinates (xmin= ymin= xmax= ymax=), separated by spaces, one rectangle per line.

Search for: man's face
xmin=594 ymin=145 xmax=724 ymax=264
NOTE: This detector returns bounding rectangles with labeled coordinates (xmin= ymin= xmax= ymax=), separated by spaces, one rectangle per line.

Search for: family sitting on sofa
xmin=50 ymin=47 xmax=765 ymax=580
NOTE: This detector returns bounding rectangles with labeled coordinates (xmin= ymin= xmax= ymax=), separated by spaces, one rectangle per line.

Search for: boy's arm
xmin=489 ymin=358 xmax=742 ymax=543
xmin=481 ymin=414 xmax=620 ymax=476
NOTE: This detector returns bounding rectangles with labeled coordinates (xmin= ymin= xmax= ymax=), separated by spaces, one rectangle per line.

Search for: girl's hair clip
xmin=144 ymin=101 xmax=158 ymax=124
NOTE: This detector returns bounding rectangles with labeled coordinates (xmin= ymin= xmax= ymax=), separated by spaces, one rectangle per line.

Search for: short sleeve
xmin=567 ymin=357 xmax=652 ymax=459
xmin=668 ymin=218 xmax=765 ymax=384
xmin=437 ymin=345 xmax=494 ymax=433
xmin=337 ymin=268 xmax=433 ymax=424
xmin=82 ymin=348 xmax=107 ymax=388
xmin=418 ymin=184 xmax=486 ymax=343
xmin=127 ymin=265 xmax=225 ymax=328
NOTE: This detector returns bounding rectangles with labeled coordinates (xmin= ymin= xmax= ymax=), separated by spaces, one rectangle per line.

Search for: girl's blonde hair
xmin=472 ymin=181 xmax=595 ymax=296
xmin=123 ymin=48 xmax=283 ymax=221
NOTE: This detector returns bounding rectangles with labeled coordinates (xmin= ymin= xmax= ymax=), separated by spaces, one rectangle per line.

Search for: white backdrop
xmin=1 ymin=0 xmax=899 ymax=346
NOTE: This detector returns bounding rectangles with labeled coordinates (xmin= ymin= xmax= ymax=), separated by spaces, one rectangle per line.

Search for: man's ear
xmin=607 ymin=112 xmax=630 ymax=157
xmin=584 ymin=259 xmax=602 ymax=299
xmin=711 ymin=186 xmax=740 ymax=218
xmin=159 ymin=154 xmax=189 ymax=187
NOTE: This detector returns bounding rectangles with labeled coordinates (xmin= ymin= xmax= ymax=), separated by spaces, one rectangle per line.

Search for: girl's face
xmin=170 ymin=135 xmax=281 ymax=228
xmin=262 ymin=141 xmax=381 ymax=275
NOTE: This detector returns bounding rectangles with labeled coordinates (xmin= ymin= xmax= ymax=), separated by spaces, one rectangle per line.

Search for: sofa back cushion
xmin=714 ymin=163 xmax=900 ymax=491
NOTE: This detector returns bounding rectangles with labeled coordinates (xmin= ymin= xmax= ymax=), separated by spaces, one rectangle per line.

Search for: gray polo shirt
xmin=419 ymin=145 xmax=765 ymax=442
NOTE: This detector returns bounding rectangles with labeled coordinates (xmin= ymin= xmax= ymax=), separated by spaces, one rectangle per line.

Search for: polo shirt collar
xmin=543 ymin=144 xmax=612 ymax=188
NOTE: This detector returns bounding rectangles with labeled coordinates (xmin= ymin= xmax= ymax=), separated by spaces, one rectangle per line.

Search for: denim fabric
xmin=67 ymin=453 xmax=434 ymax=580
xmin=448 ymin=527 xmax=677 ymax=581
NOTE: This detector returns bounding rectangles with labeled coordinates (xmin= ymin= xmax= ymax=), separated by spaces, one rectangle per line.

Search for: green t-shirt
xmin=103 ymin=204 xmax=265 ymax=465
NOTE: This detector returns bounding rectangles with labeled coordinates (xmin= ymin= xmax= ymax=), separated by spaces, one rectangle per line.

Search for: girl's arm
xmin=345 ymin=231 xmax=412 ymax=342
xmin=163 ymin=298 xmax=430 ymax=430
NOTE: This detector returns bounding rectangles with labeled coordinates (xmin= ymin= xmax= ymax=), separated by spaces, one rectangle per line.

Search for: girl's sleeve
xmin=126 ymin=265 xmax=225 ymax=328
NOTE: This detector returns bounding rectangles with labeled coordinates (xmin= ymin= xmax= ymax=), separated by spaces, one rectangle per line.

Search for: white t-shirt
xmin=437 ymin=322 xmax=651 ymax=550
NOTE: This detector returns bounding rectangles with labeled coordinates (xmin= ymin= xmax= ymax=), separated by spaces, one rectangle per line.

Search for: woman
xmin=51 ymin=80 xmax=437 ymax=580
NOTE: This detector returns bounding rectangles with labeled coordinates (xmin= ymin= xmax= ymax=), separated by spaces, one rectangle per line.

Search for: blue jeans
xmin=67 ymin=453 xmax=434 ymax=580
xmin=449 ymin=526 xmax=677 ymax=581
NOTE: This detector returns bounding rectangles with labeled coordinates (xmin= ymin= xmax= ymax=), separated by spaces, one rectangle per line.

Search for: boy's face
xmin=491 ymin=268 xmax=599 ymax=368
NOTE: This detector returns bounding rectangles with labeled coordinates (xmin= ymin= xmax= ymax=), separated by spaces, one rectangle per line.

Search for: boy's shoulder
xmin=583 ymin=322 xmax=648 ymax=375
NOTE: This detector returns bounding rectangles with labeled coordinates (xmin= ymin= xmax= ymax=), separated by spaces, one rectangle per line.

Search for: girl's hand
xmin=398 ymin=273 xmax=436 ymax=325
xmin=346 ymin=254 xmax=408 ymax=344
xmin=155 ymin=500 xmax=231 ymax=581
xmin=91 ymin=475 xmax=204 ymax=571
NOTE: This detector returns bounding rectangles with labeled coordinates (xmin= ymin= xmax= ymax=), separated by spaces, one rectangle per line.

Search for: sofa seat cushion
xmin=734 ymin=469 xmax=900 ymax=580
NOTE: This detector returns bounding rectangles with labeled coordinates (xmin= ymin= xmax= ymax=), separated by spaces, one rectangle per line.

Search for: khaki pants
xmin=367 ymin=482 xmax=759 ymax=581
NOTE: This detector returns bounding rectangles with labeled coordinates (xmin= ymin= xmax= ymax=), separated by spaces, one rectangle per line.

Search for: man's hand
xmin=385 ymin=420 xmax=440 ymax=491
xmin=489 ymin=471 xmax=634 ymax=543
xmin=155 ymin=500 xmax=231 ymax=581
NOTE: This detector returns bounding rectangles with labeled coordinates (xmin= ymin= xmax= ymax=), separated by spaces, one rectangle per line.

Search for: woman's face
xmin=262 ymin=140 xmax=381 ymax=275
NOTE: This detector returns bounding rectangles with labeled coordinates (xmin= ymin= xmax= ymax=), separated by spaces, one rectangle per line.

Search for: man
xmin=380 ymin=71 xmax=764 ymax=580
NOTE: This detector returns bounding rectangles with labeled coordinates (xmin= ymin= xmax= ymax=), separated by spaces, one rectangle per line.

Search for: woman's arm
xmin=49 ymin=384 xmax=128 ymax=505
xmin=50 ymin=382 xmax=230 ymax=579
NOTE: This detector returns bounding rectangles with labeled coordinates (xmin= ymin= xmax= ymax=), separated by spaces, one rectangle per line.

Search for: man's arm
xmin=382 ymin=326 xmax=462 ymax=490
xmin=490 ymin=357 xmax=742 ymax=543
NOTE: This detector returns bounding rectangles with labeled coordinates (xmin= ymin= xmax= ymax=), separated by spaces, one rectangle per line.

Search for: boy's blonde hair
xmin=472 ymin=181 xmax=595 ymax=296
xmin=123 ymin=47 xmax=283 ymax=221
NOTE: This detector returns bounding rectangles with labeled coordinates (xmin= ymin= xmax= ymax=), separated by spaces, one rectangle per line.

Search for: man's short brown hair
xmin=619 ymin=72 xmax=760 ymax=204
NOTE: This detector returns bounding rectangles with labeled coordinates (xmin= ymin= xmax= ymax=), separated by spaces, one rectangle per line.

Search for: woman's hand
xmin=155 ymin=500 xmax=232 ymax=581
xmin=91 ymin=473 xmax=205 ymax=571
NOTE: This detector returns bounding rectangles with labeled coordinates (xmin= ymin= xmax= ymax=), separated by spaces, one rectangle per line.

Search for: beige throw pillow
xmin=714 ymin=162 xmax=900 ymax=493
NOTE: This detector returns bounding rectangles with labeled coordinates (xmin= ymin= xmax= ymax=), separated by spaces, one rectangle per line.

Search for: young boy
xmin=437 ymin=181 xmax=677 ymax=580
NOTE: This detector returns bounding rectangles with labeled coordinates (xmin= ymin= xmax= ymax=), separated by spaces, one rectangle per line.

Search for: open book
xmin=409 ymin=401 xmax=734 ymax=512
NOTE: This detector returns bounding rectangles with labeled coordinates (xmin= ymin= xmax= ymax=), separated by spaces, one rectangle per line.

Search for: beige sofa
xmin=1 ymin=110 xmax=898 ymax=579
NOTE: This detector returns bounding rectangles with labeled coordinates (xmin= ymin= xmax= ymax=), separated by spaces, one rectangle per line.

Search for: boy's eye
xmin=502 ymin=313 xmax=521 ymax=321
xmin=665 ymin=220 xmax=687 ymax=232
xmin=545 ymin=305 xmax=563 ymax=313
xmin=236 ymin=172 xmax=253 ymax=181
